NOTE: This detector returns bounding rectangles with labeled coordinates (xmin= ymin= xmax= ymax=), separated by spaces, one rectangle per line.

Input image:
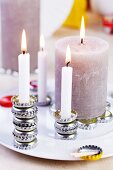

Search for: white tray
xmin=0 ymin=85 xmax=113 ymax=161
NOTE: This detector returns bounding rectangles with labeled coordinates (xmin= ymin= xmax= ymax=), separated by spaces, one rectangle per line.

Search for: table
xmin=0 ymin=13 xmax=113 ymax=170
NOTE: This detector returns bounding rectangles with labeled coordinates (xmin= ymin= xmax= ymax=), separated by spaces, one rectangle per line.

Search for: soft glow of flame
xmin=21 ymin=29 xmax=27 ymax=52
xmin=80 ymin=16 xmax=85 ymax=41
xmin=40 ymin=34 xmax=45 ymax=50
xmin=65 ymin=45 xmax=71 ymax=65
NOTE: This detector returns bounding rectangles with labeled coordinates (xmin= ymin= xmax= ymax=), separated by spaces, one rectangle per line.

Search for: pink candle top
xmin=56 ymin=36 xmax=109 ymax=56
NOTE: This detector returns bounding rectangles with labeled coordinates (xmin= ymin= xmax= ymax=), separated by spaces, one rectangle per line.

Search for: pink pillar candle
xmin=0 ymin=0 xmax=40 ymax=72
xmin=55 ymin=36 xmax=109 ymax=120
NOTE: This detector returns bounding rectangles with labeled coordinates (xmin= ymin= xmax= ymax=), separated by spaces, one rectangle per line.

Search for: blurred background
xmin=41 ymin=0 xmax=113 ymax=84
xmin=0 ymin=0 xmax=113 ymax=91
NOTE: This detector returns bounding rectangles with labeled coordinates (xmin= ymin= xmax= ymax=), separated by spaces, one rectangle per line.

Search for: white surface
xmin=0 ymin=85 xmax=113 ymax=160
xmin=41 ymin=0 xmax=73 ymax=37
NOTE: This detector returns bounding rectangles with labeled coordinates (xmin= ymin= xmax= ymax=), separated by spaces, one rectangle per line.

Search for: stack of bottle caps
xmin=11 ymin=95 xmax=38 ymax=150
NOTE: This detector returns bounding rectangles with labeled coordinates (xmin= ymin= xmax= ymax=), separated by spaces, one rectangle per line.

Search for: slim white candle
xmin=18 ymin=29 xmax=30 ymax=103
xmin=61 ymin=45 xmax=72 ymax=119
xmin=38 ymin=35 xmax=47 ymax=103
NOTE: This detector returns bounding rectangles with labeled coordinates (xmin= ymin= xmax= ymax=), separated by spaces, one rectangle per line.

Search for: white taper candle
xmin=38 ymin=35 xmax=47 ymax=103
xmin=61 ymin=45 xmax=72 ymax=119
xmin=18 ymin=29 xmax=30 ymax=103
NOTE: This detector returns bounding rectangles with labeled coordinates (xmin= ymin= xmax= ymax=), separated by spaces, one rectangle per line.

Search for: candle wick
xmin=66 ymin=61 xmax=70 ymax=67
xmin=22 ymin=51 xmax=26 ymax=54
xmin=81 ymin=38 xmax=83 ymax=44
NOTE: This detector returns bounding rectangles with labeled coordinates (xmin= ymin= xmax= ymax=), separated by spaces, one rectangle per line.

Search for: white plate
xmin=0 ymin=85 xmax=113 ymax=161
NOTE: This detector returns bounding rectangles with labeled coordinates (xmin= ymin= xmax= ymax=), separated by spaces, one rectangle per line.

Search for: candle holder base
xmin=12 ymin=95 xmax=37 ymax=108
xmin=78 ymin=101 xmax=113 ymax=130
xmin=55 ymin=132 xmax=77 ymax=140
xmin=12 ymin=106 xmax=38 ymax=119
xmin=14 ymin=138 xmax=37 ymax=150
xmin=51 ymin=101 xmax=113 ymax=130
xmin=54 ymin=110 xmax=78 ymax=140
xmin=13 ymin=129 xmax=37 ymax=143
xmin=97 ymin=110 xmax=113 ymax=123
xmin=37 ymin=96 xmax=51 ymax=106
xmin=13 ymin=116 xmax=37 ymax=132
xmin=77 ymin=118 xmax=98 ymax=130
xmin=12 ymin=95 xmax=38 ymax=150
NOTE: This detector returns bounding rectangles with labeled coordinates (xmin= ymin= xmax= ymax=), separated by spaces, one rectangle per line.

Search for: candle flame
xmin=80 ymin=16 xmax=85 ymax=43
xmin=66 ymin=45 xmax=71 ymax=66
xmin=21 ymin=29 xmax=27 ymax=53
xmin=40 ymin=34 xmax=45 ymax=50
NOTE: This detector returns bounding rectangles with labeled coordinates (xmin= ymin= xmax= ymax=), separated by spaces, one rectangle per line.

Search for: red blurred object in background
xmin=103 ymin=15 xmax=113 ymax=34
xmin=30 ymin=80 xmax=38 ymax=92
xmin=0 ymin=95 xmax=13 ymax=108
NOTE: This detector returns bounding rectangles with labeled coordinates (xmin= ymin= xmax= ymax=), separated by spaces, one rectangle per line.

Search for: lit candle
xmin=55 ymin=17 xmax=109 ymax=120
xmin=61 ymin=45 xmax=72 ymax=119
xmin=18 ymin=29 xmax=30 ymax=103
xmin=80 ymin=16 xmax=85 ymax=44
xmin=38 ymin=35 xmax=47 ymax=103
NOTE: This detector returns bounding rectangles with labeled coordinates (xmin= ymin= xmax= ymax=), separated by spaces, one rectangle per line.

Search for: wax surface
xmin=55 ymin=36 xmax=109 ymax=119
xmin=0 ymin=0 xmax=40 ymax=71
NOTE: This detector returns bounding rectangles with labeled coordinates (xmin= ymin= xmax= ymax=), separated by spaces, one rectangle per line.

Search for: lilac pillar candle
xmin=0 ymin=0 xmax=40 ymax=72
xmin=55 ymin=36 xmax=109 ymax=119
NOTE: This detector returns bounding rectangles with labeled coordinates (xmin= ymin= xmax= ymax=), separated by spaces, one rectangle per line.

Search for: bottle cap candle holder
xmin=12 ymin=106 xmax=38 ymax=119
xmin=13 ymin=116 xmax=37 ymax=132
xmin=13 ymin=129 xmax=37 ymax=143
xmin=78 ymin=145 xmax=103 ymax=161
xmin=14 ymin=138 xmax=37 ymax=150
xmin=50 ymin=104 xmax=98 ymax=130
xmin=54 ymin=110 xmax=78 ymax=140
xmin=51 ymin=101 xmax=113 ymax=130
xmin=37 ymin=96 xmax=51 ymax=106
xmin=97 ymin=101 xmax=113 ymax=123
xmin=78 ymin=101 xmax=113 ymax=129
xmin=12 ymin=95 xmax=37 ymax=108
xmin=97 ymin=110 xmax=113 ymax=123
xmin=77 ymin=118 xmax=98 ymax=130
xmin=12 ymin=95 xmax=38 ymax=150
